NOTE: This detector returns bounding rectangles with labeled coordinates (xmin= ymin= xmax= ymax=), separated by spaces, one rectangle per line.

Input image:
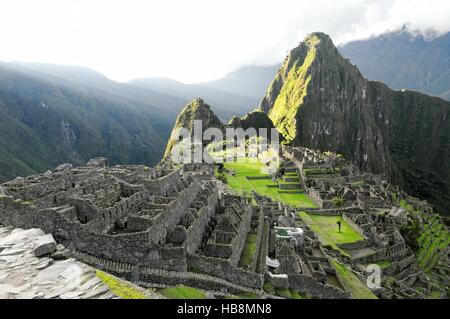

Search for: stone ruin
xmin=283 ymin=146 xmax=449 ymax=299
xmin=0 ymin=158 xmax=267 ymax=295
xmin=1 ymin=149 xmax=448 ymax=299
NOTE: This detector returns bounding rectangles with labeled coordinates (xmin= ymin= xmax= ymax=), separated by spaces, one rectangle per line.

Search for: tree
xmin=332 ymin=196 xmax=345 ymax=233
xmin=332 ymin=196 xmax=345 ymax=209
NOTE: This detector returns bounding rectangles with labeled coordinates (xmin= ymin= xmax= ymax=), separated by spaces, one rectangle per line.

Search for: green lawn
xmin=298 ymin=211 xmax=364 ymax=249
xmin=239 ymin=233 xmax=258 ymax=270
xmin=289 ymin=290 xmax=307 ymax=299
xmin=275 ymin=288 xmax=292 ymax=298
xmin=159 ymin=285 xmax=206 ymax=299
xmin=329 ymin=259 xmax=378 ymax=299
xmin=223 ymin=159 xmax=317 ymax=208
xmin=96 ymin=270 xmax=149 ymax=299
xmin=377 ymin=260 xmax=391 ymax=270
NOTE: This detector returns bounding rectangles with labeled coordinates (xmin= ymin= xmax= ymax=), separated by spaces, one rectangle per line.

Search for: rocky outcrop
xmin=227 ymin=110 xmax=276 ymax=140
xmin=33 ymin=234 xmax=56 ymax=257
xmin=259 ymin=32 xmax=450 ymax=214
xmin=164 ymin=98 xmax=225 ymax=158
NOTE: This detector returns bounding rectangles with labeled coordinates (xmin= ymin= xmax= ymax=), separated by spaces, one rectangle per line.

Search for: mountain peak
xmin=293 ymin=32 xmax=337 ymax=55
xmin=190 ymin=97 xmax=208 ymax=108
xmin=164 ymin=98 xmax=224 ymax=158
xmin=176 ymin=98 xmax=219 ymax=126
xmin=258 ymin=32 xmax=350 ymax=141
xmin=305 ymin=32 xmax=333 ymax=44
xmin=258 ymin=31 xmax=450 ymax=214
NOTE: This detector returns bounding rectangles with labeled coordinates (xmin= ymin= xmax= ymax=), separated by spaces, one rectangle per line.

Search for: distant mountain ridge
xmin=129 ymin=77 xmax=253 ymax=120
xmin=197 ymin=65 xmax=279 ymax=100
xmin=129 ymin=65 xmax=278 ymax=121
xmin=339 ymin=27 xmax=450 ymax=100
xmin=0 ymin=62 xmax=179 ymax=181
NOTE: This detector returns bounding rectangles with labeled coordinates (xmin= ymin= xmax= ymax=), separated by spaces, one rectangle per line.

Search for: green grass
xmin=403 ymin=199 xmax=450 ymax=273
xmin=263 ymin=282 xmax=276 ymax=295
xmin=239 ymin=233 xmax=258 ymax=270
xmin=329 ymin=259 xmax=378 ymax=299
xmin=399 ymin=199 xmax=414 ymax=211
xmin=222 ymin=159 xmax=317 ymax=208
xmin=298 ymin=211 xmax=364 ymax=250
xmin=376 ymin=260 xmax=391 ymax=270
xmin=95 ymin=270 xmax=149 ymax=299
xmin=289 ymin=290 xmax=303 ymax=299
xmin=427 ymin=290 xmax=443 ymax=299
xmin=159 ymin=285 xmax=206 ymax=299
xmin=275 ymin=288 xmax=292 ymax=298
xmin=285 ymin=172 xmax=299 ymax=177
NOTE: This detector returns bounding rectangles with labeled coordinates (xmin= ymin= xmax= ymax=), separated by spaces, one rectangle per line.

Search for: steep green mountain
xmin=339 ymin=27 xmax=450 ymax=100
xmin=0 ymin=63 xmax=174 ymax=182
xmin=259 ymin=32 xmax=450 ymax=215
xmin=164 ymin=98 xmax=224 ymax=158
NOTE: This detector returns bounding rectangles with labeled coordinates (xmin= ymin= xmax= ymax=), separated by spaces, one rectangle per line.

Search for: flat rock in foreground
xmin=0 ymin=226 xmax=118 ymax=299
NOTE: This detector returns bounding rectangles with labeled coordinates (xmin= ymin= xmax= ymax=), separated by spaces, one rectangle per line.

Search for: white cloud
xmin=0 ymin=0 xmax=449 ymax=83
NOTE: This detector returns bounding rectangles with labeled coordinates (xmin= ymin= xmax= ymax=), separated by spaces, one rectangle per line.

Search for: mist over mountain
xmin=197 ymin=65 xmax=279 ymax=101
xmin=129 ymin=65 xmax=279 ymax=121
xmin=340 ymin=27 xmax=450 ymax=100
xmin=13 ymin=62 xmax=188 ymax=120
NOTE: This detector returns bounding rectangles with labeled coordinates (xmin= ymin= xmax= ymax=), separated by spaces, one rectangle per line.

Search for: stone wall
xmin=250 ymin=209 xmax=265 ymax=272
xmin=187 ymin=254 xmax=264 ymax=289
xmin=343 ymin=214 xmax=367 ymax=238
xmin=72 ymin=249 xmax=262 ymax=294
xmin=0 ymin=184 xmax=203 ymax=271
xmin=306 ymin=210 xmax=342 ymax=216
xmin=229 ymin=204 xmax=254 ymax=266
xmin=337 ymin=240 xmax=368 ymax=251
xmin=279 ymin=183 xmax=301 ymax=190
xmin=143 ymin=170 xmax=181 ymax=196
xmin=184 ymin=188 xmax=219 ymax=255
xmin=288 ymin=274 xmax=350 ymax=299
xmin=256 ymin=218 xmax=271 ymax=274
xmin=142 ymin=179 xmax=203 ymax=245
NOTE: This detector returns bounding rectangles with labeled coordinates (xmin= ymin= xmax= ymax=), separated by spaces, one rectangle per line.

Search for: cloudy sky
xmin=1 ymin=0 xmax=450 ymax=83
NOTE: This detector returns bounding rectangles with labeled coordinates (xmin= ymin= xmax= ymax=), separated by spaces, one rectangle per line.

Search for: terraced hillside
xmin=399 ymin=199 xmax=450 ymax=274
xmin=218 ymin=158 xmax=317 ymax=209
